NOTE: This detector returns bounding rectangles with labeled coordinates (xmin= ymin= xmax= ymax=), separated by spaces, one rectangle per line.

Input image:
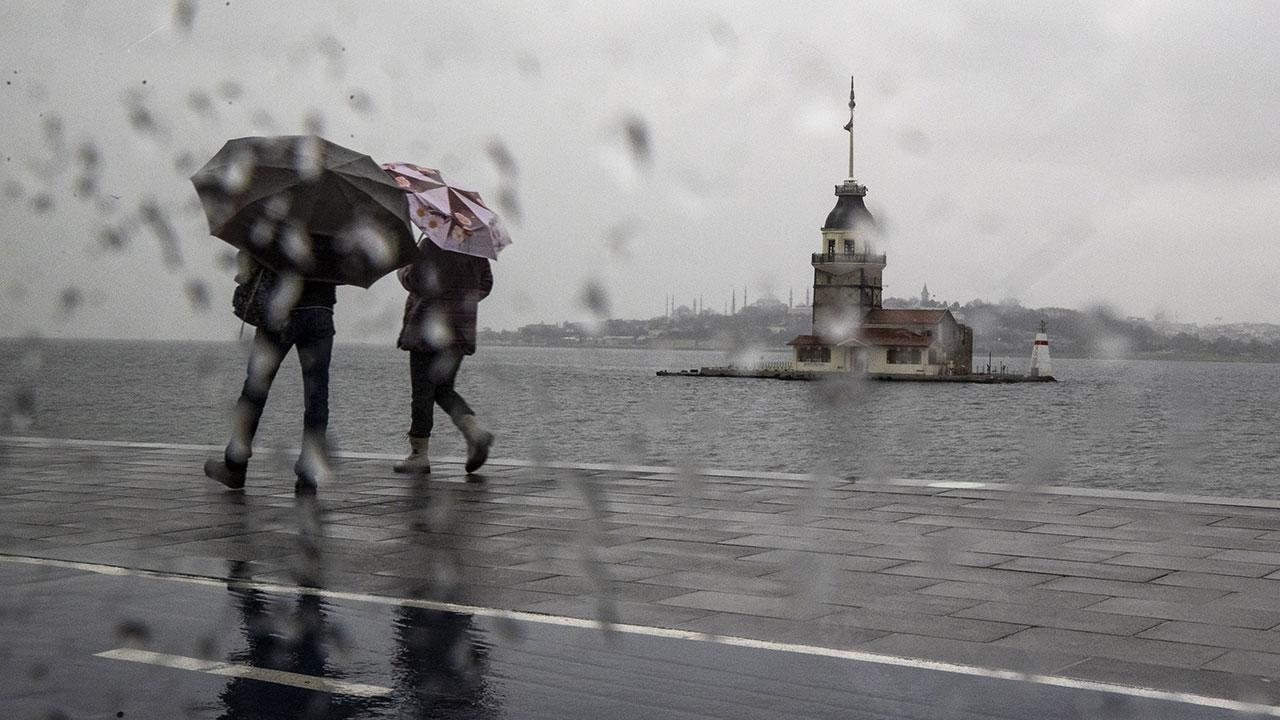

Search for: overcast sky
xmin=3 ymin=0 xmax=1279 ymax=341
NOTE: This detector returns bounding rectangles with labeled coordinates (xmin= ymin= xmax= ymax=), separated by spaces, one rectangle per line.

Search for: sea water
xmin=2 ymin=339 xmax=1277 ymax=499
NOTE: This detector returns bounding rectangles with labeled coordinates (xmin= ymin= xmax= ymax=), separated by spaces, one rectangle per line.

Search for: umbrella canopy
xmin=192 ymin=135 xmax=416 ymax=288
xmin=380 ymin=162 xmax=512 ymax=260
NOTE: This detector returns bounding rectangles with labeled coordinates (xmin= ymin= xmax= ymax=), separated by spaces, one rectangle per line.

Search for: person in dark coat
xmin=393 ymin=240 xmax=494 ymax=475
xmin=204 ymin=251 xmax=337 ymax=493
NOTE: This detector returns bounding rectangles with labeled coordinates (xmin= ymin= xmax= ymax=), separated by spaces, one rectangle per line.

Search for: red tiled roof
xmin=863 ymin=308 xmax=949 ymax=326
xmin=859 ymin=327 xmax=932 ymax=347
xmin=785 ymin=334 xmax=826 ymax=347
xmin=792 ymin=329 xmax=933 ymax=348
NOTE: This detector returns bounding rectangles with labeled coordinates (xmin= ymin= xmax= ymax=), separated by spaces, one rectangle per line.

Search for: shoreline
xmin=2 ymin=336 xmax=1279 ymax=365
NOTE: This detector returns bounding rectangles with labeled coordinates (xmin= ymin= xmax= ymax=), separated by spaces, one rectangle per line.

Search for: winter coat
xmin=397 ymin=241 xmax=493 ymax=355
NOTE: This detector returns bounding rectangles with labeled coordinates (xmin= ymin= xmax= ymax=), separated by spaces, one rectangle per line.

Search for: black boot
xmin=204 ymin=456 xmax=247 ymax=489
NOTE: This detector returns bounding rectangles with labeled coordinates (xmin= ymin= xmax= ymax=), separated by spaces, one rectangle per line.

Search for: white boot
xmin=459 ymin=415 xmax=493 ymax=473
xmin=393 ymin=435 xmax=431 ymax=474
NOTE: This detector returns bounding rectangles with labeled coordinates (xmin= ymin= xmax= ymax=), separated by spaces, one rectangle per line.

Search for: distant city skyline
xmin=4 ymin=2 xmax=1280 ymax=341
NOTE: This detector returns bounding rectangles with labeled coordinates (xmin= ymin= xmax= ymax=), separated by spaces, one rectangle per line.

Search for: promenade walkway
xmin=5 ymin=435 xmax=1280 ymax=715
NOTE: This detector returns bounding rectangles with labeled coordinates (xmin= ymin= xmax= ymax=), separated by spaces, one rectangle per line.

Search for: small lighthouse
xmin=1029 ymin=320 xmax=1052 ymax=378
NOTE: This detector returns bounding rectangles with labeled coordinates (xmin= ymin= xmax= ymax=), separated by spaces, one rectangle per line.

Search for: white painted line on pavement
xmin=5 ymin=553 xmax=1280 ymax=717
xmin=12 ymin=434 xmax=1280 ymax=509
xmin=94 ymin=648 xmax=391 ymax=697
xmin=0 ymin=435 xmax=833 ymax=482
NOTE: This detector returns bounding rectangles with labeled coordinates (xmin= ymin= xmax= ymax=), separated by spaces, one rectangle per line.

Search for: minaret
xmin=811 ymin=75 xmax=884 ymax=341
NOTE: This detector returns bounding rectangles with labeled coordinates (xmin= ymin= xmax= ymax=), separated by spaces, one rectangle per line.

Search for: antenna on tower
xmin=843 ymin=75 xmax=856 ymax=181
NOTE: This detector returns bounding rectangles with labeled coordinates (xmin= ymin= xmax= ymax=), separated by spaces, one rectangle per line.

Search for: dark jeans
xmin=227 ymin=309 xmax=335 ymax=467
xmin=408 ymin=349 xmax=473 ymax=438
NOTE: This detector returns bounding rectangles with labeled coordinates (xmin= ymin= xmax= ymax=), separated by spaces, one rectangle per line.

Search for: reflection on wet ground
xmin=6 ymin=438 xmax=1280 ymax=718
xmin=4 ymin=560 xmax=1257 ymax=720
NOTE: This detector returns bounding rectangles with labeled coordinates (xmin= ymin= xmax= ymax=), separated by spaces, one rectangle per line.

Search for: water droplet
xmin=42 ymin=114 xmax=64 ymax=152
xmin=347 ymin=90 xmax=373 ymax=114
xmin=4 ymin=179 xmax=25 ymax=201
xmin=218 ymin=81 xmax=243 ymax=100
xmin=515 ymin=52 xmax=541 ymax=78
xmin=250 ymin=109 xmax=275 ymax=131
xmin=578 ymin=281 xmax=610 ymax=319
xmin=622 ymin=115 xmax=652 ymax=168
xmin=291 ymin=135 xmax=323 ymax=181
xmin=124 ymin=93 xmax=160 ymax=136
xmin=185 ymin=279 xmax=211 ymax=312
xmin=58 ymin=287 xmax=83 ymax=318
xmin=303 ymin=111 xmax=325 ymax=135
xmin=139 ymin=200 xmax=183 ymax=269
xmin=99 ymin=225 xmax=128 ymax=251
xmin=485 ymin=140 xmax=518 ymax=178
xmin=186 ymin=90 xmax=215 ymax=119
xmin=115 ymin=619 xmax=151 ymax=647
xmin=172 ymin=0 xmax=197 ymax=32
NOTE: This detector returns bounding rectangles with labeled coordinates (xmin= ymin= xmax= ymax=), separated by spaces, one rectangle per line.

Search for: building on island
xmin=788 ymin=77 xmax=973 ymax=377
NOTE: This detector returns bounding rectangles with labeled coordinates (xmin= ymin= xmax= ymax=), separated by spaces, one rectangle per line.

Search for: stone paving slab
xmin=5 ymin=435 xmax=1280 ymax=708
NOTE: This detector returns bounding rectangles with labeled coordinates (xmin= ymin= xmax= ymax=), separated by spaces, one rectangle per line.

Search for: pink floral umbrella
xmin=380 ymin=162 xmax=512 ymax=260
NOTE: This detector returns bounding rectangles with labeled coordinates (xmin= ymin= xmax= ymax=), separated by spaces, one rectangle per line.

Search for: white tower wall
xmin=1030 ymin=322 xmax=1052 ymax=377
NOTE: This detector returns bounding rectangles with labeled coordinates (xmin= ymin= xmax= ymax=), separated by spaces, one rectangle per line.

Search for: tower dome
xmin=823 ymin=181 xmax=876 ymax=231
xmin=823 ymin=76 xmax=875 ymax=232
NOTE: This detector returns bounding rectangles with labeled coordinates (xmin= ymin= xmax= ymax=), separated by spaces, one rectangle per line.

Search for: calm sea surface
xmin=2 ymin=339 xmax=1277 ymax=499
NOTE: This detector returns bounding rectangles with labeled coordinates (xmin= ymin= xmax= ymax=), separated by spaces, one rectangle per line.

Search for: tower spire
xmin=844 ymin=76 xmax=856 ymax=180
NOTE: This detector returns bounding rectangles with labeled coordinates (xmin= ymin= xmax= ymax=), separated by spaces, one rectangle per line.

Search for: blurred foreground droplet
xmin=114 ymin=618 xmax=152 ymax=647
xmin=58 ymin=287 xmax=83 ymax=318
xmin=124 ymin=92 xmax=162 ymax=137
xmin=303 ymin=111 xmax=325 ymax=136
xmin=30 ymin=192 xmax=53 ymax=214
xmin=185 ymin=279 xmax=211 ymax=312
xmin=622 ymin=115 xmax=652 ymax=168
xmin=494 ymin=185 xmax=521 ymax=225
xmin=606 ymin=220 xmax=640 ymax=260
xmin=187 ymin=90 xmax=216 ymax=119
xmin=485 ymin=139 xmax=518 ymax=178
xmin=172 ymin=0 xmax=197 ymax=32
xmin=347 ymin=90 xmax=373 ymax=114
xmin=9 ymin=387 xmax=36 ymax=432
xmin=139 ymin=200 xmax=183 ymax=269
xmin=42 ymin=114 xmax=65 ymax=155
xmin=98 ymin=224 xmax=129 ymax=251
xmin=578 ymin=280 xmax=610 ymax=319
xmin=292 ymin=135 xmax=323 ymax=180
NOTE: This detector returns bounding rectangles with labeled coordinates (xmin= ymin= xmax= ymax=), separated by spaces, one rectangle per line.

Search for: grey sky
xmin=2 ymin=0 xmax=1279 ymax=341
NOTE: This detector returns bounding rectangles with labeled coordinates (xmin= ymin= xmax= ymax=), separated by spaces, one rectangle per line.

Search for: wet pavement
xmin=5 ymin=436 xmax=1280 ymax=718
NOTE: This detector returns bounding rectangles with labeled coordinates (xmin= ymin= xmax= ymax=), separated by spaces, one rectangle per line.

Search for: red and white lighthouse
xmin=1030 ymin=320 xmax=1052 ymax=378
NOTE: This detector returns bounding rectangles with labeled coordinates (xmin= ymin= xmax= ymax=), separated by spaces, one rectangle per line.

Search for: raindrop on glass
xmin=172 ymin=0 xmax=197 ymax=32
xmin=185 ymin=279 xmax=211 ymax=312
xmin=622 ymin=115 xmax=652 ymax=168
xmin=485 ymin=140 xmax=518 ymax=178
xmin=114 ymin=619 xmax=152 ymax=647
xmin=99 ymin=225 xmax=128 ymax=251
xmin=347 ymin=90 xmax=373 ymax=114
xmin=139 ymin=200 xmax=183 ymax=269
xmin=58 ymin=287 xmax=83 ymax=318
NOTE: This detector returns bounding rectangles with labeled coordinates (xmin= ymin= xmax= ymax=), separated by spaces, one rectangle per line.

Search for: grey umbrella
xmin=191 ymin=135 xmax=415 ymax=288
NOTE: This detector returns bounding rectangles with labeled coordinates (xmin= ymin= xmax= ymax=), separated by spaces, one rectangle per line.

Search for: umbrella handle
xmin=237 ymin=269 xmax=265 ymax=341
